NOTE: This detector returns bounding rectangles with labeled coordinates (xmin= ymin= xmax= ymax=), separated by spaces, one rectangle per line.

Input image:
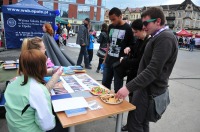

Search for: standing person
xmin=5 ymin=50 xmax=55 ymax=132
xmin=62 ymin=25 xmax=68 ymax=46
xmin=56 ymin=23 xmax=62 ymax=47
xmin=178 ymin=36 xmax=183 ymax=48
xmin=87 ymin=29 xmax=95 ymax=66
xmin=118 ymin=19 xmax=150 ymax=131
xmin=116 ymin=7 xmax=178 ymax=132
xmin=42 ymin=23 xmax=73 ymax=66
xmin=102 ymin=7 xmax=133 ymax=93
xmin=76 ymin=18 xmax=92 ymax=69
xmin=189 ymin=35 xmax=195 ymax=51
xmin=96 ymin=23 xmax=109 ymax=73
xmin=185 ymin=37 xmax=190 ymax=49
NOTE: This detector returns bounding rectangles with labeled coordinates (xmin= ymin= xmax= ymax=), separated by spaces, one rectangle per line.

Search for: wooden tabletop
xmin=56 ymin=96 xmax=136 ymax=128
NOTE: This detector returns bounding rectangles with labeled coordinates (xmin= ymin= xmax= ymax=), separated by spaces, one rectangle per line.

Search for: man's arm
xmin=79 ymin=25 xmax=85 ymax=45
xmin=126 ymin=37 xmax=175 ymax=92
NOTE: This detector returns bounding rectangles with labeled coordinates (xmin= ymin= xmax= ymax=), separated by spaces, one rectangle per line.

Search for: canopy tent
xmin=176 ymin=29 xmax=193 ymax=37
xmin=2 ymin=0 xmax=56 ymax=49
xmin=56 ymin=17 xmax=68 ymax=25
xmin=195 ymin=34 xmax=200 ymax=38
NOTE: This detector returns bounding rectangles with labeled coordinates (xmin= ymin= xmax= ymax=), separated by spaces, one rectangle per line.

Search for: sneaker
xmin=96 ymin=70 xmax=99 ymax=73
xmin=85 ymin=66 xmax=92 ymax=69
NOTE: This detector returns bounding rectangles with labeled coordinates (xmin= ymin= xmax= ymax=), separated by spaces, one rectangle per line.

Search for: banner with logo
xmin=3 ymin=14 xmax=55 ymax=48
xmin=2 ymin=0 xmax=55 ymax=49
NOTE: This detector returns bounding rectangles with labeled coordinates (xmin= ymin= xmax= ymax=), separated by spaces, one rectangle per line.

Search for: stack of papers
xmin=3 ymin=60 xmax=19 ymax=69
xmin=52 ymin=97 xmax=89 ymax=112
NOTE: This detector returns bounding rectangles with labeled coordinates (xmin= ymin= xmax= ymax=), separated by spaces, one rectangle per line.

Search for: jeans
xmin=97 ymin=58 xmax=104 ymax=70
xmin=189 ymin=45 xmax=194 ymax=51
xmin=87 ymin=49 xmax=93 ymax=64
xmin=127 ymin=88 xmax=149 ymax=132
xmin=77 ymin=46 xmax=89 ymax=67
xmin=102 ymin=63 xmax=123 ymax=93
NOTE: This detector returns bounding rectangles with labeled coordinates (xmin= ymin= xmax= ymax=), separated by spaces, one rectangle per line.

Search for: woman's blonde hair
xmin=21 ymin=37 xmax=43 ymax=52
xmin=18 ymin=49 xmax=47 ymax=85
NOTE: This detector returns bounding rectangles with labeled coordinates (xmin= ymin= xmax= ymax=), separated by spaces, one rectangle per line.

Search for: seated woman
xmin=21 ymin=37 xmax=62 ymax=92
xmin=5 ymin=49 xmax=55 ymax=132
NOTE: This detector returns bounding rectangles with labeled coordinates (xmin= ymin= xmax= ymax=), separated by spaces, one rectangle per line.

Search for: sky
xmin=105 ymin=0 xmax=200 ymax=9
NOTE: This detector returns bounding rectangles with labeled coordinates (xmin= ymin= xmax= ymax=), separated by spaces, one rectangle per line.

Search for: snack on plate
xmin=100 ymin=94 xmax=123 ymax=104
xmin=90 ymin=86 xmax=110 ymax=95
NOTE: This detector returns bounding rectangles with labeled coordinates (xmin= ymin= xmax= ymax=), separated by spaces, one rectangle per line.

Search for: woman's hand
xmin=53 ymin=66 xmax=63 ymax=76
xmin=124 ymin=47 xmax=131 ymax=54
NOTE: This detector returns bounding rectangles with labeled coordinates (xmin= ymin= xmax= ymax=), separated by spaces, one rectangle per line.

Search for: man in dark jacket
xmin=116 ymin=7 xmax=178 ymax=132
xmin=76 ymin=18 xmax=91 ymax=69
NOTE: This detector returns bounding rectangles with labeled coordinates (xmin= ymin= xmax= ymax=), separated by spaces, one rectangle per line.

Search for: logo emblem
xmin=7 ymin=18 xmax=16 ymax=27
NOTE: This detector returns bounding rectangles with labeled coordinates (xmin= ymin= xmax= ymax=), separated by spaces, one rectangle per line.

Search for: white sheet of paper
xmin=52 ymin=97 xmax=89 ymax=112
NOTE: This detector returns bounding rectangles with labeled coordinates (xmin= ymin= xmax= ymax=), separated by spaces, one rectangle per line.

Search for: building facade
xmin=143 ymin=0 xmax=200 ymax=34
xmin=1 ymin=0 xmax=106 ymax=32
xmin=104 ymin=0 xmax=200 ymax=34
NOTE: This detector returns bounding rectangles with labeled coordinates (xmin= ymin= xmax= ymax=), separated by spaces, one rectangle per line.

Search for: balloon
xmin=54 ymin=24 xmax=58 ymax=31
xmin=54 ymin=10 xmax=60 ymax=16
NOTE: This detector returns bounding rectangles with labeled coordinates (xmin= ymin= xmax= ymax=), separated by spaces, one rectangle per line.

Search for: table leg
xmin=69 ymin=126 xmax=75 ymax=132
xmin=115 ymin=113 xmax=123 ymax=132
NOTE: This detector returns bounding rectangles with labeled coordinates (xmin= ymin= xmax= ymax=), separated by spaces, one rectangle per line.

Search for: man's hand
xmin=115 ymin=86 xmax=130 ymax=99
xmin=124 ymin=47 xmax=131 ymax=54
xmin=81 ymin=43 xmax=86 ymax=46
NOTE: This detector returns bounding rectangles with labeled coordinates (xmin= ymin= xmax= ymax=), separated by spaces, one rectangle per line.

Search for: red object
xmin=195 ymin=34 xmax=200 ymax=38
xmin=176 ymin=29 xmax=193 ymax=37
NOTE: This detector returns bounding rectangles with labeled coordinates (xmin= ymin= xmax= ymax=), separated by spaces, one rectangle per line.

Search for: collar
xmin=152 ymin=26 xmax=169 ymax=38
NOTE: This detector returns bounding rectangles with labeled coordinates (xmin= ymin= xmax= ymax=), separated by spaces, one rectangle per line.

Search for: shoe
xmin=121 ymin=124 xmax=128 ymax=131
xmin=96 ymin=70 xmax=99 ymax=73
xmin=85 ymin=66 xmax=92 ymax=69
xmin=89 ymin=63 xmax=92 ymax=66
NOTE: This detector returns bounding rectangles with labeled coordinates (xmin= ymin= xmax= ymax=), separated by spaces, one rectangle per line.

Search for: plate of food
xmin=100 ymin=94 xmax=123 ymax=105
xmin=90 ymin=86 xmax=110 ymax=96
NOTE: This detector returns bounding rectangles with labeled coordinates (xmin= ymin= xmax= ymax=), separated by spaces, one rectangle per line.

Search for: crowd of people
xmin=3 ymin=6 xmax=179 ymax=132
xmin=178 ymin=36 xmax=196 ymax=51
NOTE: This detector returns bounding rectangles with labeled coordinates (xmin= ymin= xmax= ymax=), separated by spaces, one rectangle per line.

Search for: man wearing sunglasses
xmin=116 ymin=7 xmax=178 ymax=132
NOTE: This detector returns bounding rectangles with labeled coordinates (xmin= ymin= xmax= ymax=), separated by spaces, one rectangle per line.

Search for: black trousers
xmin=97 ymin=57 xmax=104 ymax=70
xmin=127 ymin=88 xmax=149 ymax=132
xmin=87 ymin=49 xmax=93 ymax=64
xmin=77 ymin=46 xmax=89 ymax=67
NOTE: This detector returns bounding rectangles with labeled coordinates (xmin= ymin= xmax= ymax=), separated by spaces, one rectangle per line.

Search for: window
xmin=77 ymin=6 xmax=90 ymax=20
xmin=102 ymin=0 xmax=106 ymax=6
xmin=100 ymin=8 xmax=105 ymax=22
xmin=195 ymin=21 xmax=199 ymax=28
xmin=59 ymin=0 xmax=76 ymax=2
xmin=94 ymin=7 xmax=97 ymax=21
xmin=178 ymin=12 xmax=181 ymax=18
xmin=43 ymin=2 xmax=53 ymax=10
xmin=58 ymin=4 xmax=69 ymax=18
xmin=185 ymin=19 xmax=190 ymax=26
xmin=85 ymin=0 xmax=97 ymax=5
xmin=185 ymin=12 xmax=191 ymax=17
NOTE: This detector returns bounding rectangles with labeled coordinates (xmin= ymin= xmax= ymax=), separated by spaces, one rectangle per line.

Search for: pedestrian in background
xmin=189 ymin=35 xmax=195 ymax=51
xmin=62 ymin=25 xmax=68 ymax=46
xmin=96 ymin=23 xmax=109 ymax=73
xmin=87 ymin=29 xmax=95 ymax=66
xmin=76 ymin=18 xmax=92 ymax=69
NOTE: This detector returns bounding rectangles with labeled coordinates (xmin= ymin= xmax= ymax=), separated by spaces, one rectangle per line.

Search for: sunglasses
xmin=143 ymin=18 xmax=157 ymax=26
